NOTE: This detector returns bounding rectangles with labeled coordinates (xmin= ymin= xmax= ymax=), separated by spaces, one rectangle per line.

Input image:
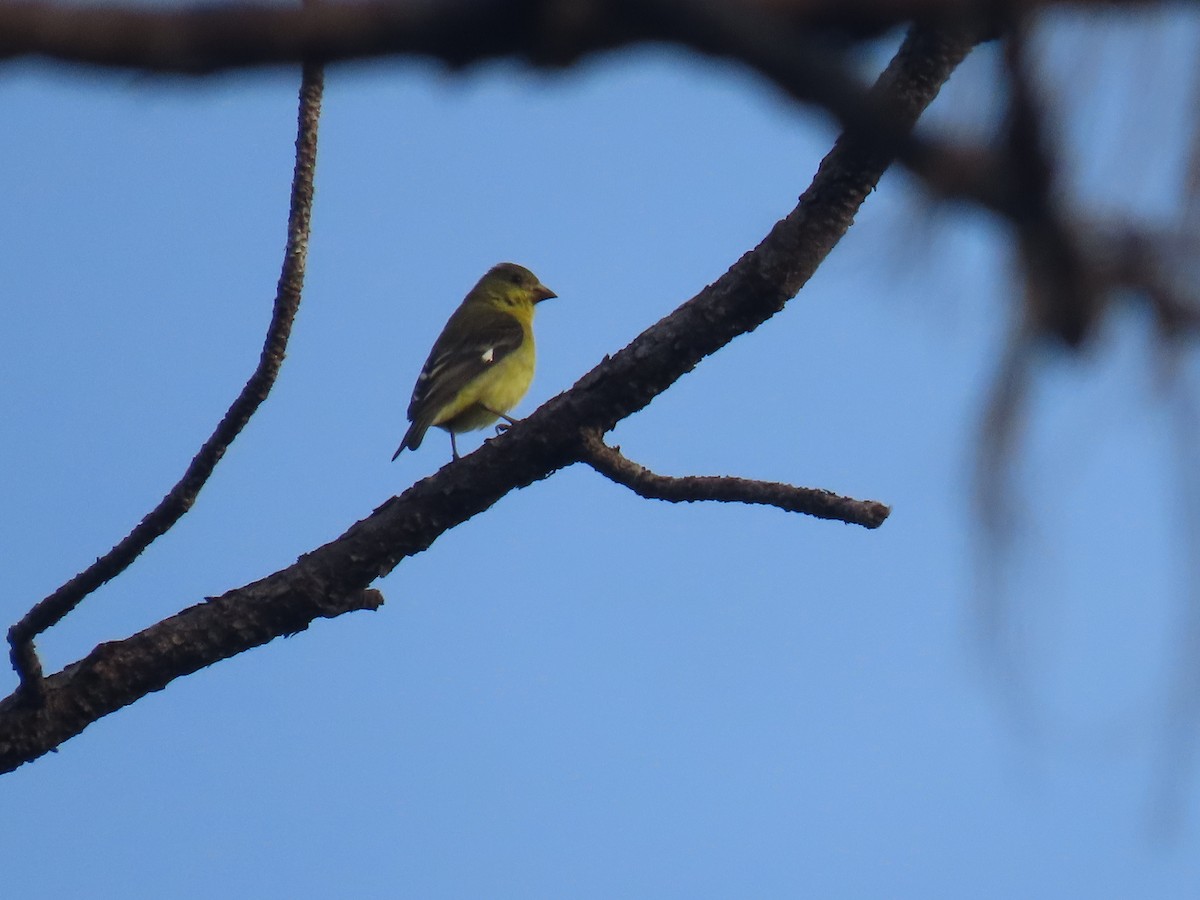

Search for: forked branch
xmin=0 ymin=24 xmax=977 ymax=772
xmin=6 ymin=62 xmax=326 ymax=700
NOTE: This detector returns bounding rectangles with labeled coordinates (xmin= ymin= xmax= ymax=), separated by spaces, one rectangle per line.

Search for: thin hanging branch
xmin=0 ymin=24 xmax=977 ymax=773
xmin=579 ymin=432 xmax=890 ymax=528
xmin=6 ymin=60 xmax=326 ymax=701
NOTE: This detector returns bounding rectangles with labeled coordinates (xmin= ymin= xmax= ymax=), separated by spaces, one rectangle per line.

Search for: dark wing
xmin=400 ymin=306 xmax=525 ymax=447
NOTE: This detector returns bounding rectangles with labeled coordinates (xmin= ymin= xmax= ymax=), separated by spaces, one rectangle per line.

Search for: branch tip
xmin=578 ymin=432 xmax=890 ymax=529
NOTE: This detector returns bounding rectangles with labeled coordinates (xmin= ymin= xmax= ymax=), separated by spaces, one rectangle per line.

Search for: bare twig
xmin=579 ymin=432 xmax=890 ymax=528
xmin=7 ymin=61 xmax=325 ymax=701
xmin=0 ymin=24 xmax=974 ymax=772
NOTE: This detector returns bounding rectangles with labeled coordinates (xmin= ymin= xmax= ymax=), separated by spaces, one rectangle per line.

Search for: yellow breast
xmin=434 ymin=330 xmax=536 ymax=434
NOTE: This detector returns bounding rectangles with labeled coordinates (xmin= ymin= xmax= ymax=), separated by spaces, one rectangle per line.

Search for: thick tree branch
xmin=0 ymin=0 xmax=1077 ymax=231
xmin=0 ymin=24 xmax=974 ymax=773
xmin=579 ymin=432 xmax=890 ymax=528
xmin=0 ymin=587 xmax=387 ymax=772
xmin=0 ymin=0 xmax=1161 ymax=75
xmin=6 ymin=61 xmax=325 ymax=701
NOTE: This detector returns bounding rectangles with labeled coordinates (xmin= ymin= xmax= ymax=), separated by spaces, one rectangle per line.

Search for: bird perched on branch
xmin=393 ymin=262 xmax=557 ymax=461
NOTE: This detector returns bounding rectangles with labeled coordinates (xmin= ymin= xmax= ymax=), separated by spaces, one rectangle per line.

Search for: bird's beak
xmin=533 ymin=283 xmax=557 ymax=303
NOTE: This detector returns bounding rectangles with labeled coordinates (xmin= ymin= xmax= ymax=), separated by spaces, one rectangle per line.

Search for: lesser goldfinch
xmin=392 ymin=262 xmax=557 ymax=461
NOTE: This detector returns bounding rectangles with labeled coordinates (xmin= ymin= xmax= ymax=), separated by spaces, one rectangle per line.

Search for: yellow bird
xmin=393 ymin=262 xmax=557 ymax=460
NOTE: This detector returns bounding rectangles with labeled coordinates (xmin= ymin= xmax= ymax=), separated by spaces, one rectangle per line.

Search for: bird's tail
xmin=391 ymin=418 xmax=430 ymax=460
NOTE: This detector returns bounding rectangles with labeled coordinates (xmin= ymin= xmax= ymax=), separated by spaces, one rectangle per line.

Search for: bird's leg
xmin=483 ymin=406 xmax=519 ymax=435
xmin=450 ymin=432 xmax=460 ymax=460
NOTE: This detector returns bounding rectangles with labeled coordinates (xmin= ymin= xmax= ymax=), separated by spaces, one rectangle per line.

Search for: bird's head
xmin=476 ymin=262 xmax=556 ymax=310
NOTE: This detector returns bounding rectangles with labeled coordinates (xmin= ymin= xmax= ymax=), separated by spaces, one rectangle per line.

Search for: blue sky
xmin=4 ymin=10 xmax=1200 ymax=898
